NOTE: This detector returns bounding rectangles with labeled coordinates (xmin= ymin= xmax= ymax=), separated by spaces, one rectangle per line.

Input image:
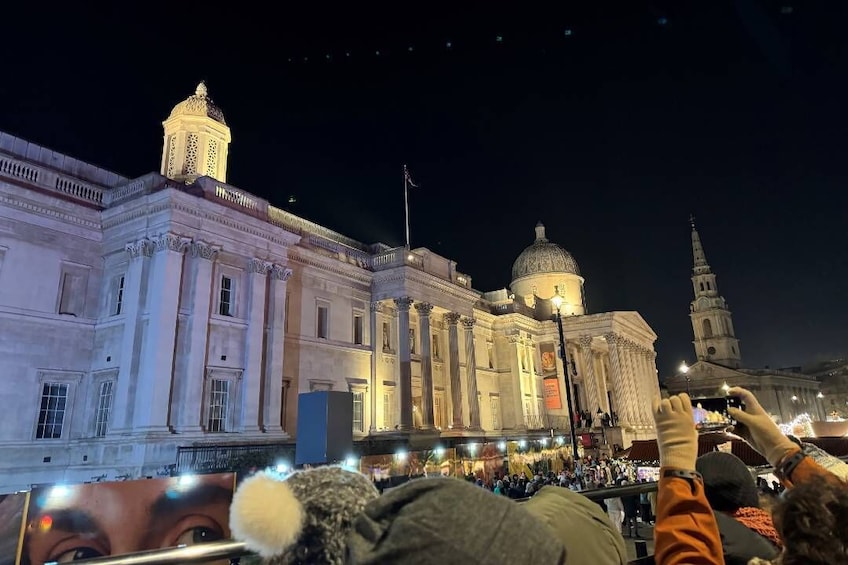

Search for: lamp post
xmin=679 ymin=362 xmax=690 ymax=395
xmin=551 ymin=287 xmax=581 ymax=465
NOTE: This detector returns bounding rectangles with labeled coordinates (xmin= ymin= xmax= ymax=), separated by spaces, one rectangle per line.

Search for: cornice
xmin=287 ymin=247 xmax=373 ymax=285
xmin=0 ymin=191 xmax=101 ymax=231
xmin=372 ymin=267 xmax=481 ymax=305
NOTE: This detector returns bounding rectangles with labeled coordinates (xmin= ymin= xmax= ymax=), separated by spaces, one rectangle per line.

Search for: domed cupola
xmin=510 ymin=222 xmax=585 ymax=314
xmin=160 ymin=82 xmax=232 ymax=183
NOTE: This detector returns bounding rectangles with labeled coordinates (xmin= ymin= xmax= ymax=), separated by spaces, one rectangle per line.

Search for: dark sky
xmin=1 ymin=1 xmax=845 ymax=377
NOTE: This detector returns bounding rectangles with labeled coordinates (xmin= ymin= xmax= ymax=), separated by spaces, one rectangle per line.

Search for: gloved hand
xmin=727 ymin=387 xmax=797 ymax=468
xmin=652 ymin=393 xmax=698 ymax=470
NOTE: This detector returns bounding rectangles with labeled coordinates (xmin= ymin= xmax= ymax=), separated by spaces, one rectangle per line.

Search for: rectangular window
xmin=94 ymin=381 xmax=114 ymax=437
xmin=59 ymin=272 xmax=86 ymax=316
xmin=353 ymin=313 xmax=364 ymax=345
xmin=219 ymin=276 xmax=233 ymax=316
xmin=487 ymin=342 xmax=495 ymax=369
xmin=383 ymin=392 xmax=394 ymax=429
xmin=112 ymin=275 xmax=125 ymax=316
xmin=317 ymin=304 xmax=329 ymax=339
xmin=207 ymin=379 xmax=230 ymax=432
xmin=36 ymin=383 xmax=68 ymax=439
xmin=432 ymin=335 xmax=440 ymax=359
xmin=490 ymin=397 xmax=500 ymax=429
xmin=409 ymin=328 xmax=416 ymax=354
xmin=434 ymin=395 xmax=443 ymax=429
xmin=352 ymin=391 xmax=364 ymax=432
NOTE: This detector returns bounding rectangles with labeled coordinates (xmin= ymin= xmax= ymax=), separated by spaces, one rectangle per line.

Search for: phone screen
xmin=691 ymin=397 xmax=733 ymax=430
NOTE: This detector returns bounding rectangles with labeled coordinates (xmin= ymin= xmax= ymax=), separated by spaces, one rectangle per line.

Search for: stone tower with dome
xmin=510 ymin=222 xmax=585 ymax=315
xmin=161 ymin=82 xmax=232 ymax=183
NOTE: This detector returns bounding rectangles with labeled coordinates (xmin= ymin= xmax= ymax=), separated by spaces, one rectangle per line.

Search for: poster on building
xmin=538 ymin=342 xmax=558 ymax=377
xmin=543 ymin=378 xmax=563 ymax=410
xmin=17 ymin=473 xmax=235 ymax=564
xmin=0 ymin=492 xmax=28 ymax=565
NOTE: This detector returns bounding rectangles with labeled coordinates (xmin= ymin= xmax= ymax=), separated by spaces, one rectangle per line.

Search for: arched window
xmin=702 ymin=319 xmax=713 ymax=338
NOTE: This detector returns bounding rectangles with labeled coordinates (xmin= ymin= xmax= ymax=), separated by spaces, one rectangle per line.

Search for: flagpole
xmin=403 ymin=164 xmax=411 ymax=249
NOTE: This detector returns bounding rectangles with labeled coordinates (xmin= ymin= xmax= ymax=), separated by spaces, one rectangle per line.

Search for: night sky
xmin=1 ymin=1 xmax=845 ymax=377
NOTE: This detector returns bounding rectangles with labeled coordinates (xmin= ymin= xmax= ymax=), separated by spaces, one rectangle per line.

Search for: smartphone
xmin=690 ymin=397 xmax=734 ymax=431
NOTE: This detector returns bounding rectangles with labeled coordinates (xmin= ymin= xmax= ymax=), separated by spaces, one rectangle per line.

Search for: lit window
xmin=352 ymin=392 xmax=364 ymax=432
xmin=36 ymin=383 xmax=68 ymax=439
xmin=490 ymin=397 xmax=500 ymax=429
xmin=207 ymin=379 xmax=230 ymax=432
xmin=94 ymin=381 xmax=114 ymax=437
xmin=383 ymin=392 xmax=394 ymax=429
xmin=219 ymin=276 xmax=233 ymax=316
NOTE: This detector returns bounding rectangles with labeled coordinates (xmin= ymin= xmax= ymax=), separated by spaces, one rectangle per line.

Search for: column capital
xmin=603 ymin=332 xmax=624 ymax=346
xmin=394 ymin=297 xmax=414 ymax=312
xmin=247 ymin=258 xmax=273 ymax=275
xmin=444 ymin=312 xmax=462 ymax=325
xmin=125 ymin=238 xmax=153 ymax=259
xmin=152 ymin=232 xmax=191 ymax=254
xmin=461 ymin=317 xmax=476 ymax=330
xmin=578 ymin=334 xmax=594 ymax=348
xmin=270 ymin=265 xmax=293 ymax=281
xmin=190 ymin=241 xmax=221 ymax=261
xmin=370 ymin=301 xmax=384 ymax=314
xmin=414 ymin=302 xmax=434 ymax=316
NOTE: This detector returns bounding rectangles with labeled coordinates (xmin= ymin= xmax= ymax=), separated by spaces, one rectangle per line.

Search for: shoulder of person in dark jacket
xmin=713 ymin=511 xmax=779 ymax=565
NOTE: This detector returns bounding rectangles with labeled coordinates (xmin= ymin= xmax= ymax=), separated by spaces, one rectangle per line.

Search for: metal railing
xmin=176 ymin=443 xmax=295 ymax=474
xmin=60 ymin=481 xmax=659 ymax=565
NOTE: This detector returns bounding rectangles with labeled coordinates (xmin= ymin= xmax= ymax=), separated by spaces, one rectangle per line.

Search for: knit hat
xmin=523 ymin=486 xmax=628 ymax=565
xmin=229 ymin=466 xmax=379 ymax=564
xmin=695 ymin=451 xmax=759 ymax=512
xmin=348 ymin=477 xmax=568 ymax=564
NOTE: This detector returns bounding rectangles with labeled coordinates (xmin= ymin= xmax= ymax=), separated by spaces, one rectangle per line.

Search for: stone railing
xmin=102 ymin=172 xmax=165 ymax=206
xmin=0 ymin=152 xmax=104 ymax=206
xmin=372 ymin=247 xmax=426 ymax=271
xmin=491 ymin=301 xmax=536 ymax=317
xmin=524 ymin=414 xmax=573 ymax=431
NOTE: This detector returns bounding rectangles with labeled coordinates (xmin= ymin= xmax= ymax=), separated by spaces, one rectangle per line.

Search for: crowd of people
xmin=229 ymin=386 xmax=848 ymax=565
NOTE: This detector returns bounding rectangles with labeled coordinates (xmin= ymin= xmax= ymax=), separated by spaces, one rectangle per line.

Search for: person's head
xmin=23 ymin=474 xmax=234 ymax=564
xmin=772 ymin=477 xmax=848 ymax=565
xmin=695 ymin=452 xmax=759 ymax=512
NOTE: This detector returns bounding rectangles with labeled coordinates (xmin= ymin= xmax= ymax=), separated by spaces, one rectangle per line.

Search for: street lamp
xmin=679 ymin=362 xmax=691 ymax=395
xmin=551 ymin=286 xmax=581 ymax=465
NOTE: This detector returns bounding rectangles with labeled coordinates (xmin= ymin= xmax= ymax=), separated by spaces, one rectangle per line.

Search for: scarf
xmin=732 ymin=507 xmax=783 ymax=548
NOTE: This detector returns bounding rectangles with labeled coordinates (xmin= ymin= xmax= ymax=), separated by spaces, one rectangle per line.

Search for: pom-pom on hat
xmin=229 ymin=466 xmax=379 ymax=564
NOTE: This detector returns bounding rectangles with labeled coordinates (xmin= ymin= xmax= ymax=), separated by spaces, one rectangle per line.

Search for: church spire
xmin=690 ymin=215 xmax=710 ymax=274
xmin=687 ymin=218 xmax=742 ymax=369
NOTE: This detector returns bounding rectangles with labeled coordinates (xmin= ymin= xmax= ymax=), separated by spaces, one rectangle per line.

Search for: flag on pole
xmin=403 ymin=164 xmax=418 ymax=188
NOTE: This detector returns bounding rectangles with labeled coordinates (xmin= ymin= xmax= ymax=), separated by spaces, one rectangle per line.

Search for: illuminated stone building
xmin=0 ymin=83 xmax=660 ymax=492
xmin=664 ymin=221 xmax=823 ymax=423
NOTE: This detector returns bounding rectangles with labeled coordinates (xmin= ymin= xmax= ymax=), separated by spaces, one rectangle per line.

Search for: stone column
xmin=395 ymin=297 xmax=414 ymax=430
xmin=415 ymin=303 xmax=435 ymax=429
xmin=134 ymin=233 xmax=190 ymax=433
xmin=369 ymin=301 xmax=383 ymax=432
xmin=578 ymin=335 xmax=601 ymax=423
xmin=111 ymin=238 xmax=152 ymax=433
xmin=241 ymin=258 xmax=272 ymax=432
xmin=462 ymin=317 xmax=482 ymax=430
xmin=175 ymin=241 xmax=219 ymax=432
xmin=263 ymin=265 xmax=292 ymax=434
xmin=445 ymin=312 xmax=464 ymax=428
xmin=603 ymin=332 xmax=634 ymax=427
xmin=624 ymin=341 xmax=648 ymax=426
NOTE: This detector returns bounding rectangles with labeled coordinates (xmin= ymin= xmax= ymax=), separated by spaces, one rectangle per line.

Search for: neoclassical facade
xmin=0 ymin=83 xmax=659 ymax=492
xmin=664 ymin=222 xmax=822 ymax=422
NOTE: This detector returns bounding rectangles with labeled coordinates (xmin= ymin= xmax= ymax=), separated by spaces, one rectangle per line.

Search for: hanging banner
xmin=18 ymin=473 xmax=235 ymax=564
xmin=543 ymin=377 xmax=563 ymax=410
xmin=538 ymin=343 xmax=558 ymax=377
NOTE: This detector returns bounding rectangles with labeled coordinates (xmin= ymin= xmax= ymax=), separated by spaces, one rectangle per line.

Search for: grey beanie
xmin=347 ymin=477 xmax=567 ymax=564
xmin=696 ymin=451 xmax=759 ymax=512
xmin=523 ymin=486 xmax=628 ymax=565
xmin=229 ymin=467 xmax=379 ymax=564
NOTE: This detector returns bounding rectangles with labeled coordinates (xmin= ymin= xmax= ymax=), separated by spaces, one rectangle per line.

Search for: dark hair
xmin=772 ymin=477 xmax=848 ymax=565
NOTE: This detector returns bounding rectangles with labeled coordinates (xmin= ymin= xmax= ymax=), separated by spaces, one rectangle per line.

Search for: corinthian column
xmin=263 ymin=265 xmax=292 ymax=434
xmin=445 ymin=312 xmax=464 ymax=428
xmin=241 ymin=258 xmax=272 ymax=432
xmin=462 ymin=317 xmax=481 ymax=430
xmin=415 ymin=302 xmax=435 ymax=429
xmin=578 ymin=335 xmax=601 ymax=420
xmin=175 ymin=241 xmax=220 ymax=432
xmin=395 ymin=297 xmax=415 ymax=430
xmin=369 ymin=301 xmax=383 ymax=432
xmin=134 ymin=233 xmax=191 ymax=432
xmin=603 ymin=332 xmax=634 ymax=427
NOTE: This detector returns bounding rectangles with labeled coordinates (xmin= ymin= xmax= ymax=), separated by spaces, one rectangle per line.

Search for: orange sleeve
xmin=780 ymin=447 xmax=844 ymax=489
xmin=654 ymin=467 xmax=725 ymax=565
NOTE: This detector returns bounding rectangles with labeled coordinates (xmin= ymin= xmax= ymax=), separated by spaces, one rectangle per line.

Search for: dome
xmin=167 ymin=82 xmax=226 ymax=125
xmin=511 ymin=222 xmax=580 ymax=281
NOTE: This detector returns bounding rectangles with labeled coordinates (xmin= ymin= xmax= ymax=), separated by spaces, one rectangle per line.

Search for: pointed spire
xmin=195 ymin=81 xmax=208 ymax=97
xmin=691 ymin=216 xmax=710 ymax=273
